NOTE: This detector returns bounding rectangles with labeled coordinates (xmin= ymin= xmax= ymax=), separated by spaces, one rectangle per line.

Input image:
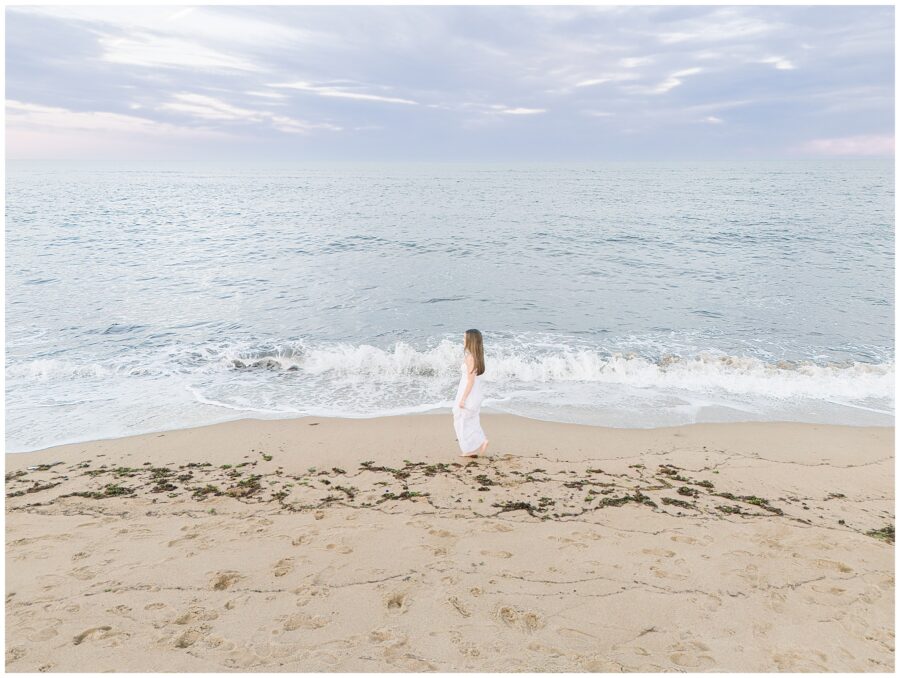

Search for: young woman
xmin=452 ymin=329 xmax=489 ymax=457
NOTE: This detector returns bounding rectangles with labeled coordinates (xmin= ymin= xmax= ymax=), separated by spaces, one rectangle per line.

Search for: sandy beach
xmin=5 ymin=414 xmax=894 ymax=672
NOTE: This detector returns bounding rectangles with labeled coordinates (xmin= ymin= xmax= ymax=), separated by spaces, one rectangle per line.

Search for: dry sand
xmin=5 ymin=414 xmax=895 ymax=671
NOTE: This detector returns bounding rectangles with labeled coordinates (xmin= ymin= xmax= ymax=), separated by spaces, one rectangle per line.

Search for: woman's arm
xmin=457 ymin=354 xmax=476 ymax=408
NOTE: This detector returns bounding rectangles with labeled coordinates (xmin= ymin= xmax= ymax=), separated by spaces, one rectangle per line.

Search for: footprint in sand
xmin=650 ymin=565 xmax=688 ymax=580
xmin=369 ymin=628 xmax=394 ymax=642
xmin=69 ymin=566 xmax=97 ymax=580
xmin=27 ymin=618 xmax=61 ymax=642
xmin=6 ymin=646 xmax=27 ymax=664
xmin=447 ymin=596 xmax=471 ymax=618
xmin=856 ymin=585 xmax=883 ymax=604
xmin=480 ymin=550 xmax=513 ymax=559
xmin=812 ymin=558 xmax=853 ymax=574
xmin=324 ymin=543 xmax=353 ymax=554
xmin=281 ymin=613 xmax=329 ymax=631
xmin=73 ymin=626 xmax=113 ymax=646
xmin=210 ymin=571 xmax=241 ymax=591
xmin=731 ymin=563 xmax=764 ymax=587
xmin=429 ymin=529 xmax=455 ymax=538
xmin=642 ymin=548 xmax=675 ymax=558
xmin=385 ymin=592 xmax=407 ymax=612
xmin=766 ymin=590 xmax=788 ymax=613
xmin=496 ymin=605 xmax=543 ymax=632
xmin=167 ymin=532 xmax=200 ymax=548
xmin=810 ymin=583 xmax=847 ymax=598
xmin=173 ymin=628 xmax=203 ymax=649
xmin=580 ymin=657 xmax=625 ymax=671
xmin=174 ymin=606 xmax=218 ymax=625
xmin=670 ymin=534 xmax=712 ymax=546
xmin=273 ymin=558 xmax=294 ymax=577
xmin=293 ymin=584 xmax=329 ymax=608
xmin=669 ymin=640 xmax=715 ymax=669
xmin=772 ymin=649 xmax=829 ymax=671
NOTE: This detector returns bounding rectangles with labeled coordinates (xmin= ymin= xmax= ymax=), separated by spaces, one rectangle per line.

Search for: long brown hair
xmin=464 ymin=329 xmax=485 ymax=376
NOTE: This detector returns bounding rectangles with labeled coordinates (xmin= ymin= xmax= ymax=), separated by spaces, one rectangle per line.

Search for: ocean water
xmin=5 ymin=160 xmax=894 ymax=452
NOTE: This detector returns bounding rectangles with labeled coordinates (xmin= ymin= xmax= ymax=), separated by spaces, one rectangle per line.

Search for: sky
xmin=5 ymin=4 xmax=895 ymax=161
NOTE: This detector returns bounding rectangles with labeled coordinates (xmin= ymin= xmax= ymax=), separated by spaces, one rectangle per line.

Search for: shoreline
xmin=6 ymin=414 xmax=894 ymax=671
xmin=7 ymin=409 xmax=895 ymax=457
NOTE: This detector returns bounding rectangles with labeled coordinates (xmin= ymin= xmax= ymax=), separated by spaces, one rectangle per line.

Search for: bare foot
xmin=459 ymin=451 xmax=478 ymax=458
xmin=479 ymin=439 xmax=489 ymax=455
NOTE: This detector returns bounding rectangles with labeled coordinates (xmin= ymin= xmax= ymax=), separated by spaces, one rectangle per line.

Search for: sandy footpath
xmin=5 ymin=414 xmax=895 ymax=672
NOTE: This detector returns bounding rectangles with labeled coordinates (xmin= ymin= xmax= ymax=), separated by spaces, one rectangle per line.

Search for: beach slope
xmin=6 ymin=415 xmax=894 ymax=671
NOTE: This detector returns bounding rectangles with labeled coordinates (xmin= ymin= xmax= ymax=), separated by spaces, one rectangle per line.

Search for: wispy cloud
xmin=574 ymin=72 xmax=639 ymax=88
xmin=651 ymin=8 xmax=782 ymax=44
xmin=267 ymin=81 xmax=418 ymax=105
xmin=99 ymin=33 xmax=261 ymax=72
xmin=12 ymin=5 xmax=316 ymax=49
xmin=435 ymin=102 xmax=547 ymax=117
xmin=627 ymin=67 xmax=704 ymax=95
xmin=758 ymin=56 xmax=795 ymax=70
xmin=159 ymin=92 xmax=341 ymax=133
xmin=619 ymin=56 xmax=654 ymax=68
xmin=159 ymin=93 xmax=260 ymax=121
xmin=499 ymin=107 xmax=546 ymax=115
xmin=6 ymin=98 xmax=233 ymax=158
xmin=7 ymin=99 xmax=227 ymax=137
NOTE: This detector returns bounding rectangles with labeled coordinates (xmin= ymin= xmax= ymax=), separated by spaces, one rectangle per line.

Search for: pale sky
xmin=5 ymin=4 xmax=895 ymax=160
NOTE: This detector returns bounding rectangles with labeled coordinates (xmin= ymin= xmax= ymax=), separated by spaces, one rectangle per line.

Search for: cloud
xmin=99 ymin=32 xmax=261 ymax=72
xmin=6 ymin=98 xmax=235 ymax=158
xmin=499 ymin=107 xmax=546 ymax=115
xmin=574 ymin=72 xmax=639 ymax=88
xmin=159 ymin=93 xmax=261 ymax=121
xmin=799 ymin=134 xmax=894 ymax=156
xmin=619 ymin=56 xmax=654 ymax=68
xmin=682 ymin=99 xmax=756 ymax=114
xmin=6 ymin=99 xmax=226 ymax=137
xmin=245 ymin=90 xmax=287 ymax=100
xmin=758 ymin=56 xmax=795 ymax=70
xmin=158 ymin=92 xmax=341 ymax=133
xmin=11 ymin=5 xmax=315 ymax=49
xmin=436 ymin=102 xmax=546 ymax=117
xmin=628 ymin=67 xmax=704 ymax=95
xmin=651 ymin=8 xmax=781 ymax=44
xmin=4 ymin=5 xmax=893 ymax=160
xmin=267 ymin=81 xmax=418 ymax=105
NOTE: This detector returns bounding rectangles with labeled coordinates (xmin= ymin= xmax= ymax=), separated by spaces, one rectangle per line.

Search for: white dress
xmin=452 ymin=352 xmax=487 ymax=455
